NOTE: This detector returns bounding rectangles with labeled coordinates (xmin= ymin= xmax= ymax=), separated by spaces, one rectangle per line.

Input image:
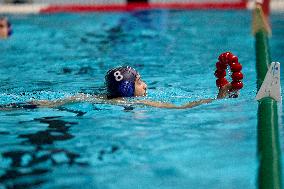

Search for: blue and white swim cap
xmin=105 ymin=66 xmax=138 ymax=98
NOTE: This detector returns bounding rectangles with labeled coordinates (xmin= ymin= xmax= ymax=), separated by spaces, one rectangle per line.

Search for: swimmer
xmin=22 ymin=66 xmax=233 ymax=110
xmin=0 ymin=17 xmax=12 ymax=39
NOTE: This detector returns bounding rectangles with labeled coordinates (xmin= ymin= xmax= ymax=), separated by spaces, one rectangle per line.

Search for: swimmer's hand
xmin=217 ymin=83 xmax=233 ymax=99
xmin=137 ymin=99 xmax=213 ymax=109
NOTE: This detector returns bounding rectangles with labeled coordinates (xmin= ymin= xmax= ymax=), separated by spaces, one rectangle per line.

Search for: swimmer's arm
xmin=136 ymin=99 xmax=214 ymax=109
xmin=30 ymin=93 xmax=96 ymax=108
xmin=135 ymin=84 xmax=232 ymax=109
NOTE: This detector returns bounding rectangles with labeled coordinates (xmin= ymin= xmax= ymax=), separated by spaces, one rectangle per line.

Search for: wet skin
xmin=134 ymin=75 xmax=147 ymax=97
xmin=0 ymin=18 xmax=9 ymax=39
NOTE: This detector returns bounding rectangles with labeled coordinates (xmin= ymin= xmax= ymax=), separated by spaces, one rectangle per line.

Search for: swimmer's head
xmin=0 ymin=17 xmax=12 ymax=39
xmin=105 ymin=66 xmax=147 ymax=98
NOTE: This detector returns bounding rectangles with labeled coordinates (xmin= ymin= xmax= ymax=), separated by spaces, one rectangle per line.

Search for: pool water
xmin=0 ymin=10 xmax=283 ymax=189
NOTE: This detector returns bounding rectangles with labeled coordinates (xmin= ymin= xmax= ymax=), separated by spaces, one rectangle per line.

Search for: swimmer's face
xmin=0 ymin=19 xmax=9 ymax=39
xmin=134 ymin=75 xmax=147 ymax=97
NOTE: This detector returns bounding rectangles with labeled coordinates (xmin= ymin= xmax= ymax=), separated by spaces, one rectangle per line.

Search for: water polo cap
xmin=105 ymin=66 xmax=138 ymax=98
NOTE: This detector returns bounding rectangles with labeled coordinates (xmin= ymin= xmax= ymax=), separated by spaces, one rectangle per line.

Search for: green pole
xmin=254 ymin=5 xmax=282 ymax=189
xmin=255 ymin=31 xmax=271 ymax=89
xmin=257 ymin=97 xmax=281 ymax=189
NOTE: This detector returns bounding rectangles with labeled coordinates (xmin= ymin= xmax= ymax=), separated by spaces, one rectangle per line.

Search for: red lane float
xmin=40 ymin=2 xmax=247 ymax=13
xmin=215 ymin=52 xmax=243 ymax=91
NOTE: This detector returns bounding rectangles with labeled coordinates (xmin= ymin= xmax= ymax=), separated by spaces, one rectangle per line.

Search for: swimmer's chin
xmin=142 ymin=91 xmax=147 ymax=97
xmin=134 ymin=93 xmax=147 ymax=97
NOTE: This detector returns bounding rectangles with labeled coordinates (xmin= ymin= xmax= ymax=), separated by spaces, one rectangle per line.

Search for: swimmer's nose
xmin=144 ymin=83 xmax=147 ymax=96
xmin=144 ymin=83 xmax=147 ymax=90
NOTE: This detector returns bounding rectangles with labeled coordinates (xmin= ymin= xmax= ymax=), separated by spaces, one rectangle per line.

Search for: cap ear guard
xmin=119 ymin=81 xmax=135 ymax=97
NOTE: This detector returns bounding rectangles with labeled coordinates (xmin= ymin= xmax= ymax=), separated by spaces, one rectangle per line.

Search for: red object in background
xmin=215 ymin=52 xmax=243 ymax=91
xmin=224 ymin=52 xmax=233 ymax=63
xmin=230 ymin=56 xmax=238 ymax=64
xmin=216 ymin=61 xmax=227 ymax=70
xmin=230 ymin=62 xmax=242 ymax=72
xmin=231 ymin=81 xmax=243 ymax=90
xmin=214 ymin=69 xmax=226 ymax=78
xmin=216 ymin=78 xmax=229 ymax=88
xmin=231 ymin=72 xmax=243 ymax=80
xmin=40 ymin=1 xmax=247 ymax=13
xmin=261 ymin=0 xmax=270 ymax=18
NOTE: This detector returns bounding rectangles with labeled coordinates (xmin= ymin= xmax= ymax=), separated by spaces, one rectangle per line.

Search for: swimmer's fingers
xmin=224 ymin=83 xmax=233 ymax=91
xmin=217 ymin=83 xmax=232 ymax=99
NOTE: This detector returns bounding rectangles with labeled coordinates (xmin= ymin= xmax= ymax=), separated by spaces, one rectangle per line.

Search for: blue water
xmin=0 ymin=10 xmax=283 ymax=189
